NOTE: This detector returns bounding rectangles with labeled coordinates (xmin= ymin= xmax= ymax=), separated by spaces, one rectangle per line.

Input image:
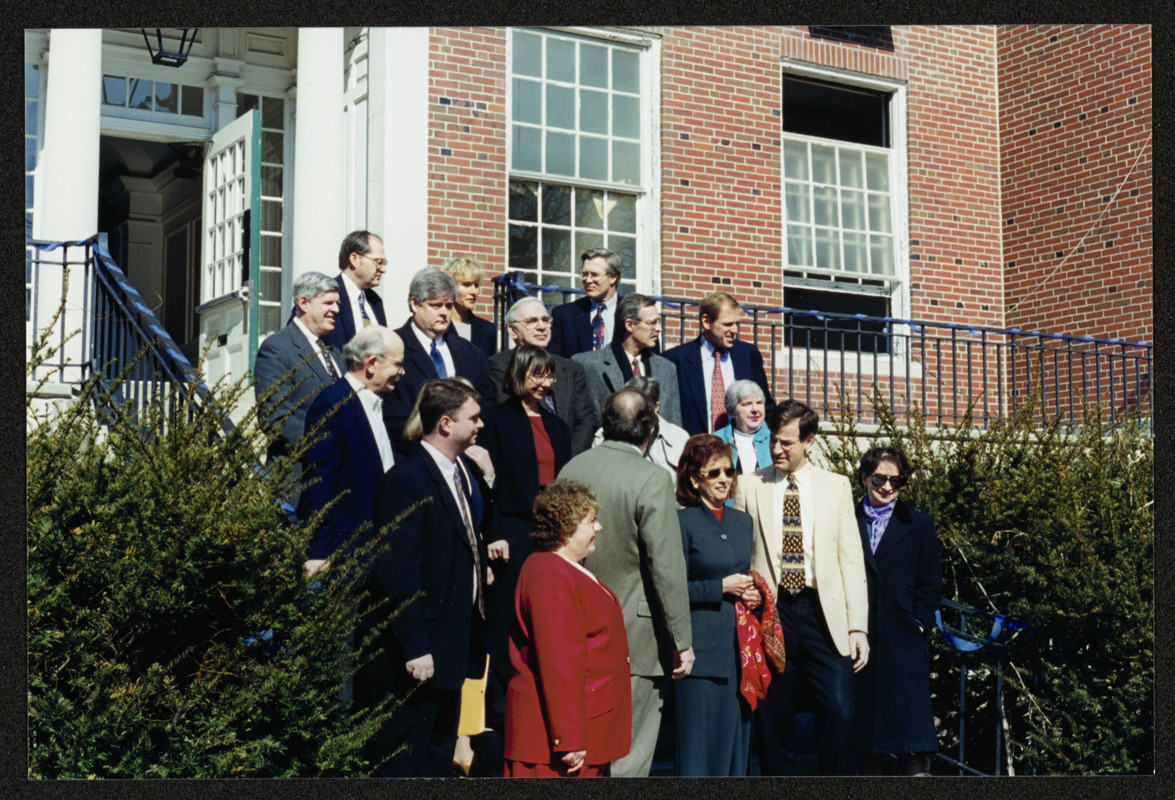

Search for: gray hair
xmin=292 ymin=271 xmax=339 ymax=310
xmin=724 ymin=379 xmax=765 ymax=414
xmin=624 ymin=375 xmax=661 ymax=404
xmin=613 ymin=293 xmax=654 ymax=342
xmin=505 ymin=296 xmax=548 ymax=327
xmin=342 ymin=325 xmax=393 ymax=371
xmin=580 ymin=248 xmax=623 ymax=279
xmin=408 ymin=268 xmax=457 ymax=306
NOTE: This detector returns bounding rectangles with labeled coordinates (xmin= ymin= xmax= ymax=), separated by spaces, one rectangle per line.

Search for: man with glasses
xmin=732 ymin=399 xmax=869 ymax=775
xmin=488 ymin=296 xmax=598 ymax=455
xmin=549 ymin=248 xmax=624 ymax=359
xmin=572 ymin=293 xmax=683 ymax=428
xmin=319 ymin=230 xmax=389 ymax=352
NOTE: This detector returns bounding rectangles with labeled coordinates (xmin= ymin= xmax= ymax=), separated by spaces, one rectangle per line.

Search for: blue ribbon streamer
xmin=935 ymin=608 xmax=1026 ymax=651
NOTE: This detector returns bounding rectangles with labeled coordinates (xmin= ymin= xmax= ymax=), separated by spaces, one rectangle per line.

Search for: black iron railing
xmin=493 ymin=274 xmax=1152 ymax=430
xmin=26 ymin=235 xmax=228 ymax=435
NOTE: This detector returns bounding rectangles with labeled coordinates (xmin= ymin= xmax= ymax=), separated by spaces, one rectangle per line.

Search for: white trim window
xmin=26 ymin=59 xmax=42 ymax=322
xmin=236 ymin=92 xmax=287 ymax=337
xmin=101 ymin=72 xmax=207 ymax=127
xmin=507 ymin=27 xmax=656 ymax=306
xmin=781 ymin=66 xmax=908 ymax=352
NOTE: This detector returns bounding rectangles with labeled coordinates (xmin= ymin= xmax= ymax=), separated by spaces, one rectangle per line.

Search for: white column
xmin=366 ymin=27 xmax=430 ymax=322
xmin=292 ymin=28 xmax=345 ymax=281
xmin=34 ymin=28 xmax=101 ymax=242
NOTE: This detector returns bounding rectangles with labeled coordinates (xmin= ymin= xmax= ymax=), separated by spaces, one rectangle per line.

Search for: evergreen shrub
xmin=27 ymin=349 xmax=399 ymax=778
xmin=823 ymin=394 xmax=1153 ymax=774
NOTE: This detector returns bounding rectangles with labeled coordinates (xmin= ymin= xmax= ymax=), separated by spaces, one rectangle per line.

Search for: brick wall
xmin=998 ymin=24 xmax=1152 ymax=344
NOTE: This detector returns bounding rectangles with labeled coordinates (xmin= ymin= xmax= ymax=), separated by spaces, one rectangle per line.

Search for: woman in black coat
xmin=854 ymin=444 xmax=943 ymax=776
xmin=672 ymin=434 xmax=761 ymax=776
xmin=479 ymin=345 xmax=572 ymax=733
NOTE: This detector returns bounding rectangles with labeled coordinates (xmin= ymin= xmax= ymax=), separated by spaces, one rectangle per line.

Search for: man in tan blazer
xmin=732 ymin=399 xmax=869 ymax=775
xmin=558 ymin=388 xmax=694 ymax=777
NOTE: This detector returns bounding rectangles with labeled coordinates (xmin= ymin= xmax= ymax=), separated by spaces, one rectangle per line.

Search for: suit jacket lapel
xmin=600 ymin=346 xmax=621 ymax=395
xmin=872 ymin=501 xmax=912 ymax=563
xmin=552 ymin=358 xmax=572 ymax=418
xmin=683 ymin=338 xmax=706 ymax=424
xmin=755 ymin=472 xmax=779 ymax=585
xmin=347 ymin=392 xmax=383 ymax=469
xmin=404 ymin=326 xmax=441 ymax=379
xmin=291 ymin=328 xmax=333 ymax=383
xmin=419 ymin=448 xmax=474 ymax=549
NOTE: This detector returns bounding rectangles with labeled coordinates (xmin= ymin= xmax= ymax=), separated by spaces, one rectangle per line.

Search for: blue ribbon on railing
xmin=935 ymin=608 xmax=1026 ymax=652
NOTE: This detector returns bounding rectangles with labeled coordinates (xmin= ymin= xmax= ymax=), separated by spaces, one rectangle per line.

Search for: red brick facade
xmin=999 ymin=24 xmax=1152 ymax=344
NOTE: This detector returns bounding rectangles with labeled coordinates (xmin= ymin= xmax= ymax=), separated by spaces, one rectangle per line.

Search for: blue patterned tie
xmin=430 ymin=339 xmax=447 ymax=377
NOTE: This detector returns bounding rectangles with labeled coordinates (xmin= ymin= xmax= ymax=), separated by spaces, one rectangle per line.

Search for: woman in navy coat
xmin=480 ymin=345 xmax=573 ymax=732
xmin=672 ymin=434 xmax=761 ymax=776
xmin=854 ymin=444 xmax=943 ymax=776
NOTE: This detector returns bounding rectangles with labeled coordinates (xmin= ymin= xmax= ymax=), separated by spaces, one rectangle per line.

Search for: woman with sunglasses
xmin=854 ymin=445 xmax=943 ymax=776
xmin=672 ymin=434 xmax=761 ymax=775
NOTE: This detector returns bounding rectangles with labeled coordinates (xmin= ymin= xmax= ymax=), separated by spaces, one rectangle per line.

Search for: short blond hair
xmin=442 ymin=256 xmax=484 ymax=284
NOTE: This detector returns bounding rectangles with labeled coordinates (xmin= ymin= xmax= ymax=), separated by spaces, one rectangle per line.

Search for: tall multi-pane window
xmin=237 ymin=93 xmax=285 ymax=337
xmin=508 ymin=28 xmax=648 ymax=306
xmin=782 ymin=73 xmax=904 ymax=350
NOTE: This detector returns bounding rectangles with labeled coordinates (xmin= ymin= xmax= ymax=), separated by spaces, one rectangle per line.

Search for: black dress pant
xmin=755 ymin=587 xmax=856 ymax=776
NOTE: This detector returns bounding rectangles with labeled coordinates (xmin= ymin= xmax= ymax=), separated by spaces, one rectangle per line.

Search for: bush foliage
xmin=822 ymin=395 xmax=1153 ymax=775
xmin=27 ymin=357 xmax=397 ymax=778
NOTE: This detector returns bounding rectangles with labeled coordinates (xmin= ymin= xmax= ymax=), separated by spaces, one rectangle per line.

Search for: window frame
xmin=506 ymin=26 xmax=661 ymax=296
xmin=780 ymin=59 xmax=910 ymax=331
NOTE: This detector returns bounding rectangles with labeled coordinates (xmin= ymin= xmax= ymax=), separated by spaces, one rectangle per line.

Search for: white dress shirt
xmin=338 ymin=272 xmax=368 ymax=334
xmin=411 ymin=321 xmax=456 ymax=377
xmin=420 ymin=440 xmax=479 ymax=601
xmin=700 ymin=337 xmax=735 ymax=432
xmin=343 ymin=373 xmax=395 ymax=472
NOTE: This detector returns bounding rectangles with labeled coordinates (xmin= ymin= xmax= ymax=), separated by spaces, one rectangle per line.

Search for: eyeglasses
xmin=517 ymin=315 xmax=552 ymax=329
xmin=703 ymin=467 xmax=737 ymax=479
xmin=869 ymin=474 xmax=905 ymax=489
xmin=361 ymin=254 xmax=388 ymax=268
xmin=528 ymin=373 xmax=556 ymax=385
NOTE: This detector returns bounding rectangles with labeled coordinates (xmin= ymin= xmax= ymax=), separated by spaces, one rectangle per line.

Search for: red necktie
xmin=711 ymin=352 xmax=726 ymax=431
xmin=632 ymin=356 xmax=642 ymax=377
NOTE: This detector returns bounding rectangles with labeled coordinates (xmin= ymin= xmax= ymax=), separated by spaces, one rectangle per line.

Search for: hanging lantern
xmin=141 ymin=29 xmax=198 ymax=68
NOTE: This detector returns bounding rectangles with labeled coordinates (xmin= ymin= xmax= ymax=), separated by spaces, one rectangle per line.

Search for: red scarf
xmin=735 ymin=571 xmax=787 ymax=709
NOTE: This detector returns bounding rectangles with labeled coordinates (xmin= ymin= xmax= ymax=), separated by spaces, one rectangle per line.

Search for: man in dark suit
xmin=732 ymin=400 xmax=869 ymax=775
xmin=662 ymin=291 xmax=775 ymax=436
xmin=298 ymin=325 xmax=405 ymax=574
xmin=314 ymin=230 xmax=388 ymax=352
xmin=549 ymin=248 xmax=623 ymax=358
xmin=253 ymin=271 xmax=344 ymax=458
xmin=360 ymin=378 xmax=495 ymax=777
xmin=558 ymin=389 xmax=694 ymax=777
xmin=487 ymin=296 xmax=598 ymax=455
xmin=572 ymin=293 xmax=683 ymax=427
xmin=383 ymin=268 xmax=496 ymax=452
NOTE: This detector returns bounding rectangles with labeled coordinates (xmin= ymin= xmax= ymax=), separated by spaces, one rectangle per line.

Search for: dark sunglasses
xmin=703 ymin=467 xmax=737 ymax=479
xmin=869 ymin=474 xmax=905 ymax=489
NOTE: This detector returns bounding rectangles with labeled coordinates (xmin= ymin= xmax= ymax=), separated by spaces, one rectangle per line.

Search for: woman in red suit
xmin=504 ymin=480 xmax=632 ymax=777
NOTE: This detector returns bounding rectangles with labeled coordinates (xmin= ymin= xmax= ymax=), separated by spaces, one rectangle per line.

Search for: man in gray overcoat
xmin=558 ymin=388 xmax=694 ymax=777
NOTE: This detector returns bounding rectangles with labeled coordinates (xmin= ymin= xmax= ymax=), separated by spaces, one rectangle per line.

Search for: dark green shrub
xmin=823 ymin=394 xmax=1153 ymax=775
xmin=27 ymin=358 xmax=399 ymax=778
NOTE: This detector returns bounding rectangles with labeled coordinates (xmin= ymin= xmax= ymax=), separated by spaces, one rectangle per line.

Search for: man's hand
xmin=406 ymin=654 xmax=435 ymax=682
xmin=848 ymin=631 xmax=870 ymax=673
xmin=561 ymin=750 xmax=586 ymax=774
xmin=464 ymin=445 xmax=495 ymax=482
xmin=672 ymin=646 xmax=695 ymax=679
xmin=487 ymin=539 xmax=510 ymax=561
xmin=303 ymin=559 xmax=329 ymax=578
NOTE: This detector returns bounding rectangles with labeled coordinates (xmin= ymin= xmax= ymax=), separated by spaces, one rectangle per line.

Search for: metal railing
xmin=494 ymin=274 xmax=1152 ymax=430
xmin=26 ymin=235 xmax=226 ymax=435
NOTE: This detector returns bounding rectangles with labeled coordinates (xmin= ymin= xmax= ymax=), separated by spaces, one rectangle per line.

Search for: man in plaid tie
xmin=732 ymin=399 xmax=869 ymax=776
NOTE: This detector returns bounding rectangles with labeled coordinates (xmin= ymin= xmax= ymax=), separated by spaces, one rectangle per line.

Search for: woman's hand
xmin=722 ymin=573 xmax=753 ymax=597
xmin=740 ymin=585 xmax=762 ymax=610
xmin=561 ymin=750 xmax=586 ymax=773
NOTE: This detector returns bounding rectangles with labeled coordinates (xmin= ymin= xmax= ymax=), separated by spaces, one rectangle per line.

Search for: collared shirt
xmin=421 ymin=440 xmax=479 ymax=600
xmin=411 ymin=321 xmax=455 ymax=377
xmin=732 ymin=427 xmax=760 ymax=473
xmin=773 ymin=461 xmax=816 ymax=589
xmin=344 ymin=373 xmax=395 ymax=472
xmin=590 ymin=295 xmax=616 ymax=347
xmin=293 ymin=316 xmax=339 ymax=377
xmin=338 ymin=272 xmax=368 ymax=335
xmin=700 ymin=336 xmax=736 ymax=432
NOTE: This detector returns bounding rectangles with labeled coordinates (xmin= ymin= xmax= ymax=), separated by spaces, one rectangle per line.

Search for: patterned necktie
xmin=592 ymin=303 xmax=606 ymax=350
xmin=454 ymin=463 xmax=485 ymax=618
xmin=710 ymin=351 xmax=726 ymax=432
xmin=358 ymin=292 xmax=372 ymax=327
xmin=543 ymin=394 xmax=557 ymax=415
xmin=317 ymin=340 xmax=341 ymax=380
xmin=779 ymin=473 xmax=805 ymax=595
xmin=631 ymin=355 xmax=642 ymax=377
xmin=430 ymin=339 xmax=447 ymax=377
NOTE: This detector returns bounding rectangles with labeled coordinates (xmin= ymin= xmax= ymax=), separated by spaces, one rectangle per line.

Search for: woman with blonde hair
xmin=441 ymin=257 xmax=497 ymax=358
